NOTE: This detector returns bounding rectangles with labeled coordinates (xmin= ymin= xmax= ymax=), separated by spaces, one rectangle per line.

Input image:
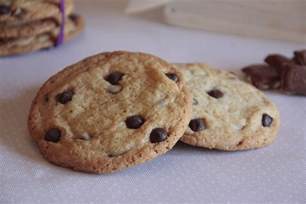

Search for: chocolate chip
xmin=125 ymin=115 xmax=145 ymax=129
xmin=150 ymin=128 xmax=167 ymax=143
xmin=242 ymin=64 xmax=280 ymax=90
xmin=189 ymin=118 xmax=206 ymax=132
xmin=262 ymin=114 xmax=273 ymax=127
xmin=264 ymin=54 xmax=293 ymax=73
xmin=45 ymin=128 xmax=61 ymax=142
xmin=56 ymin=89 xmax=74 ymax=104
xmin=0 ymin=5 xmax=11 ymax=15
xmin=207 ymin=89 xmax=224 ymax=98
xmin=242 ymin=52 xmax=306 ymax=95
xmin=105 ymin=71 xmax=124 ymax=85
xmin=166 ymin=73 xmax=178 ymax=82
xmin=293 ymin=50 xmax=306 ymax=65
xmin=237 ymin=140 xmax=244 ymax=146
xmin=280 ymin=64 xmax=306 ymax=95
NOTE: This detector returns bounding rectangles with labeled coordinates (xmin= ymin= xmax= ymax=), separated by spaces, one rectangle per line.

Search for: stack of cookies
xmin=28 ymin=51 xmax=280 ymax=174
xmin=0 ymin=0 xmax=84 ymax=56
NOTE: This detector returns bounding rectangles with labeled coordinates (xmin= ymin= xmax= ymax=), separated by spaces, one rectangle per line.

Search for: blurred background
xmin=0 ymin=1 xmax=305 ymax=204
xmin=71 ymin=0 xmax=306 ymax=67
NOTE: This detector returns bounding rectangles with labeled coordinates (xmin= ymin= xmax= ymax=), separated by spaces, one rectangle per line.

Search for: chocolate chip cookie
xmin=28 ymin=51 xmax=192 ymax=173
xmin=0 ymin=14 xmax=84 ymax=56
xmin=177 ymin=63 xmax=280 ymax=151
xmin=0 ymin=0 xmax=74 ymax=24
xmin=0 ymin=18 xmax=58 ymax=38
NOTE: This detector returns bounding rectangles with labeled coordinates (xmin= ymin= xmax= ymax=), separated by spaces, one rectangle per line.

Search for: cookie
xmin=0 ymin=18 xmax=58 ymax=38
xmin=0 ymin=14 xmax=84 ymax=56
xmin=0 ymin=0 xmax=74 ymax=24
xmin=28 ymin=51 xmax=192 ymax=173
xmin=176 ymin=63 xmax=280 ymax=151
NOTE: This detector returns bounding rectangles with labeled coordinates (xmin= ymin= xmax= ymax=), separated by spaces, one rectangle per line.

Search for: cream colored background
xmin=0 ymin=1 xmax=305 ymax=203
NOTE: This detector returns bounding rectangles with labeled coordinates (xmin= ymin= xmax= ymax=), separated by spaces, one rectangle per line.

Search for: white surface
xmin=0 ymin=1 xmax=305 ymax=203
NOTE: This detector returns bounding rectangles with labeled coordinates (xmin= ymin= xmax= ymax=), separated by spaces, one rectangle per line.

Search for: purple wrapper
xmin=55 ymin=0 xmax=65 ymax=46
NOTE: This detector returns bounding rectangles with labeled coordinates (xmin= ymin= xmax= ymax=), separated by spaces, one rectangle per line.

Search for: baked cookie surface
xmin=0 ymin=17 xmax=58 ymax=38
xmin=0 ymin=14 xmax=84 ymax=56
xmin=0 ymin=0 xmax=74 ymax=24
xmin=177 ymin=63 xmax=280 ymax=151
xmin=28 ymin=51 xmax=192 ymax=173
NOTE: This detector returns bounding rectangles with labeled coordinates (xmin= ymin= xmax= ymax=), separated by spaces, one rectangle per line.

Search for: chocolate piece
xmin=293 ymin=50 xmax=306 ymax=65
xmin=150 ymin=128 xmax=167 ymax=143
xmin=281 ymin=64 xmax=306 ymax=95
xmin=166 ymin=73 xmax=178 ymax=82
xmin=207 ymin=89 xmax=224 ymax=99
xmin=56 ymin=89 xmax=74 ymax=104
xmin=262 ymin=114 xmax=273 ymax=127
xmin=125 ymin=115 xmax=145 ymax=129
xmin=264 ymin=54 xmax=292 ymax=74
xmin=105 ymin=71 xmax=124 ymax=85
xmin=0 ymin=5 xmax=11 ymax=15
xmin=189 ymin=118 xmax=206 ymax=132
xmin=45 ymin=128 xmax=61 ymax=142
xmin=242 ymin=64 xmax=280 ymax=90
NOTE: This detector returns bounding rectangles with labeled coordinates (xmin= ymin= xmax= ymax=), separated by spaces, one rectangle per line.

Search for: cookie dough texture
xmin=177 ymin=63 xmax=280 ymax=151
xmin=0 ymin=14 xmax=84 ymax=56
xmin=28 ymin=51 xmax=192 ymax=173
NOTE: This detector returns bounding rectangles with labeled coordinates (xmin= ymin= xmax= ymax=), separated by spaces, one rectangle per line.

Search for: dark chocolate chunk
xmin=125 ymin=115 xmax=145 ymax=129
xmin=265 ymin=54 xmax=293 ymax=74
xmin=242 ymin=64 xmax=280 ymax=90
xmin=262 ymin=114 xmax=273 ymax=127
xmin=56 ymin=89 xmax=74 ymax=104
xmin=105 ymin=71 xmax=124 ymax=85
xmin=207 ymin=89 xmax=224 ymax=98
xmin=150 ymin=128 xmax=167 ymax=143
xmin=242 ymin=51 xmax=306 ymax=95
xmin=293 ymin=50 xmax=306 ymax=65
xmin=166 ymin=73 xmax=178 ymax=82
xmin=0 ymin=5 xmax=11 ymax=15
xmin=280 ymin=64 xmax=306 ymax=95
xmin=189 ymin=118 xmax=206 ymax=132
xmin=45 ymin=128 xmax=61 ymax=142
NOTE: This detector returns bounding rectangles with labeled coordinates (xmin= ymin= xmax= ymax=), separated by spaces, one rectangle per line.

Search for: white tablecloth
xmin=0 ymin=1 xmax=305 ymax=203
